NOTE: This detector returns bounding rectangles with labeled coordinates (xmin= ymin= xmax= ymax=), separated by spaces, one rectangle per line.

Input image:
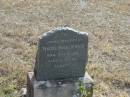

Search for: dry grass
xmin=0 ymin=0 xmax=130 ymax=97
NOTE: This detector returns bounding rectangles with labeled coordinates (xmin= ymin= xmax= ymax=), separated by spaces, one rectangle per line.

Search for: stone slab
xmin=34 ymin=27 xmax=88 ymax=81
xmin=27 ymin=72 xmax=93 ymax=97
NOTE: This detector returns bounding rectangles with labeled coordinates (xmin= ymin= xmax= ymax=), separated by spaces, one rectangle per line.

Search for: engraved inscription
xmin=48 ymin=38 xmax=83 ymax=44
xmin=43 ymin=40 xmax=85 ymax=69
xmin=42 ymin=44 xmax=85 ymax=51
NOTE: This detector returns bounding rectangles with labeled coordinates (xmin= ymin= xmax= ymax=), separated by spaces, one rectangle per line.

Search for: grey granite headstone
xmin=34 ymin=27 xmax=88 ymax=81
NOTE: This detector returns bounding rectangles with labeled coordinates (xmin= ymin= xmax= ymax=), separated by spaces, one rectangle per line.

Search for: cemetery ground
xmin=0 ymin=0 xmax=130 ymax=97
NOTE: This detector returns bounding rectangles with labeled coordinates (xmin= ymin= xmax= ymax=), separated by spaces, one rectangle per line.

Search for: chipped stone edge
xmin=83 ymin=72 xmax=94 ymax=84
xmin=39 ymin=27 xmax=88 ymax=39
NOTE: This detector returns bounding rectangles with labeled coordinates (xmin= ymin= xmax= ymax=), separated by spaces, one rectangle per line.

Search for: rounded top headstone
xmin=34 ymin=27 xmax=88 ymax=81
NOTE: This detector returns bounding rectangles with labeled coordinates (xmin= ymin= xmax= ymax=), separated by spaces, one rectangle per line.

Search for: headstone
xmin=34 ymin=27 xmax=88 ymax=81
xmin=25 ymin=27 xmax=94 ymax=97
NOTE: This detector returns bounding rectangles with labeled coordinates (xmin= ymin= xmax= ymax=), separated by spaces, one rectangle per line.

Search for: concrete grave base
xmin=27 ymin=72 xmax=94 ymax=97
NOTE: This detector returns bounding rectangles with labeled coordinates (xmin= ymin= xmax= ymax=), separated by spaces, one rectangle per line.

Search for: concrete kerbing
xmin=26 ymin=72 xmax=94 ymax=97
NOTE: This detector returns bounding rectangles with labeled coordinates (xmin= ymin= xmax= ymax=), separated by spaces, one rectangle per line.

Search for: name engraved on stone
xmin=48 ymin=38 xmax=83 ymax=44
xmin=42 ymin=44 xmax=85 ymax=51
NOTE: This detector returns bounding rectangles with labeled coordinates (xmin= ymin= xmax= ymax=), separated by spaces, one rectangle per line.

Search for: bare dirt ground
xmin=0 ymin=0 xmax=130 ymax=97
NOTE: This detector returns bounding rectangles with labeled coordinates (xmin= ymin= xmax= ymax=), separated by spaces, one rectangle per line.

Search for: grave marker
xmin=34 ymin=27 xmax=88 ymax=81
xmin=26 ymin=27 xmax=93 ymax=97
